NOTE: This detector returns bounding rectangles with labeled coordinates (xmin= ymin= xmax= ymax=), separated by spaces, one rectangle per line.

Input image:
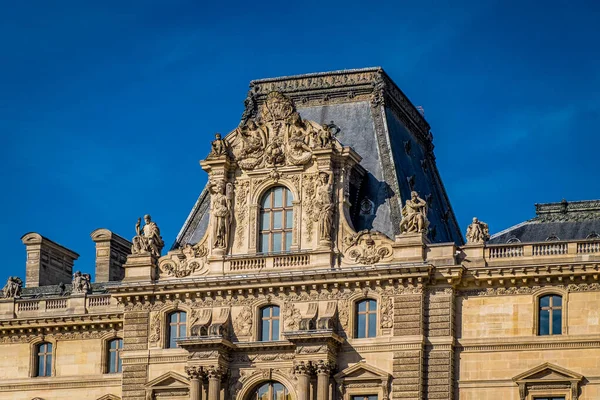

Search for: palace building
xmin=1 ymin=67 xmax=599 ymax=400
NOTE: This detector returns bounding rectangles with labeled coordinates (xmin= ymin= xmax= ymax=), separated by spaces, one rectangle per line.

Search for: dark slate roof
xmin=489 ymin=199 xmax=600 ymax=244
xmin=174 ymin=68 xmax=464 ymax=248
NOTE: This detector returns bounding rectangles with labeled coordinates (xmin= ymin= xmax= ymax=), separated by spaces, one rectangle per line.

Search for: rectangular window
xmin=351 ymin=396 xmax=378 ymax=400
xmin=534 ymin=397 xmax=565 ymax=400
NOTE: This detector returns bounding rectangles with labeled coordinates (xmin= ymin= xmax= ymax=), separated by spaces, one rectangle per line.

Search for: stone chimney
xmin=21 ymin=232 xmax=79 ymax=287
xmin=90 ymin=228 xmax=132 ymax=282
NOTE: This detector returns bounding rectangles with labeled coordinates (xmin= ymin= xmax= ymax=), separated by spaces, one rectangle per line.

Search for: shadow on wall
xmin=352 ymin=172 xmax=394 ymax=233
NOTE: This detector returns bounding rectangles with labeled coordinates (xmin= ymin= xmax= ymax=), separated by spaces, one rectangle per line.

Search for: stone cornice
xmin=0 ymin=374 xmax=121 ymax=391
xmin=458 ymin=334 xmax=600 ymax=353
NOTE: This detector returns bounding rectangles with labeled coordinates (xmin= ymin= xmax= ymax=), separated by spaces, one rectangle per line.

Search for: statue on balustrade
xmin=2 ymin=276 xmax=22 ymax=298
xmin=71 ymin=271 xmax=91 ymax=294
xmin=400 ymin=190 xmax=430 ymax=234
xmin=315 ymin=171 xmax=334 ymax=242
xmin=210 ymin=179 xmax=233 ymax=251
xmin=466 ymin=217 xmax=490 ymax=244
xmin=132 ymin=214 xmax=165 ymax=258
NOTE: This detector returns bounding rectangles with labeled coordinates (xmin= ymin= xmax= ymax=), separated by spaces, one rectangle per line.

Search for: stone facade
xmin=0 ymin=68 xmax=599 ymax=400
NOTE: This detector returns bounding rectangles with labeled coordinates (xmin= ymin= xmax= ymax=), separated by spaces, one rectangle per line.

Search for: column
xmin=185 ymin=366 xmax=205 ymax=400
xmin=293 ymin=362 xmax=312 ymax=400
xmin=207 ymin=365 xmax=223 ymax=400
xmin=316 ymin=360 xmax=331 ymax=400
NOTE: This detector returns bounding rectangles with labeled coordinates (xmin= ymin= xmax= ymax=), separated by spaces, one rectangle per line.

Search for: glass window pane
xmin=272 ymin=306 xmax=280 ymax=317
xmin=261 ymin=213 xmax=270 ymax=230
xmin=272 ymin=319 xmax=280 ymax=340
xmin=539 ymin=295 xmax=550 ymax=308
xmin=273 ymin=211 xmax=282 ymax=229
xmin=368 ymin=300 xmax=377 ymax=310
xmin=117 ymin=354 xmax=122 ymax=373
xmin=180 ymin=312 xmax=187 ymax=322
xmin=368 ymin=313 xmax=377 ymax=337
xmin=274 ymin=188 xmax=283 ymax=207
xmin=553 ymin=295 xmax=562 ymax=307
xmin=45 ymin=354 xmax=52 ymax=376
xmin=357 ymin=313 xmax=366 ymax=338
xmin=38 ymin=356 xmax=44 ymax=376
xmin=284 ymin=232 xmax=292 ymax=251
xmin=285 ymin=190 xmax=293 ymax=206
xmin=109 ymin=352 xmax=116 ymax=373
xmin=272 ymin=233 xmax=282 ymax=253
xmin=257 ymin=383 xmax=269 ymax=400
xmin=539 ymin=310 xmax=549 ymax=335
xmin=260 ymin=234 xmax=270 ymax=253
xmin=262 ymin=192 xmax=272 ymax=208
xmin=179 ymin=324 xmax=186 ymax=338
xmin=110 ymin=340 xmax=117 ymax=349
xmin=285 ymin=210 xmax=293 ymax=228
xmin=358 ymin=301 xmax=367 ymax=312
xmin=170 ymin=313 xmax=177 ymax=323
xmin=262 ymin=307 xmax=271 ymax=318
xmin=169 ymin=325 xmax=178 ymax=347
xmin=261 ymin=320 xmax=270 ymax=341
xmin=552 ymin=309 xmax=562 ymax=334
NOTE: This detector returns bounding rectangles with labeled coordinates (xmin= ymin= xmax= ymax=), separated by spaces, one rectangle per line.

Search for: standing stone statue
xmin=400 ymin=191 xmax=430 ymax=234
xmin=132 ymin=214 xmax=165 ymax=257
xmin=71 ymin=271 xmax=92 ymax=294
xmin=314 ymin=171 xmax=334 ymax=242
xmin=2 ymin=276 xmax=23 ymax=298
xmin=466 ymin=217 xmax=490 ymax=244
xmin=210 ymin=180 xmax=233 ymax=251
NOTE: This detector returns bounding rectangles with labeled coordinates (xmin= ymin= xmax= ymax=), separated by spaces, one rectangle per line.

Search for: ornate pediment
xmin=158 ymin=240 xmax=208 ymax=278
xmin=513 ymin=363 xmax=584 ymax=400
xmin=226 ymin=91 xmax=341 ymax=171
xmin=334 ymin=361 xmax=390 ymax=383
xmin=96 ymin=395 xmax=120 ymax=400
xmin=145 ymin=371 xmax=190 ymax=389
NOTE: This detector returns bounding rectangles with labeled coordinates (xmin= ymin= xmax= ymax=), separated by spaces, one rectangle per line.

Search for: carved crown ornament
xmin=221 ymin=91 xmax=343 ymax=171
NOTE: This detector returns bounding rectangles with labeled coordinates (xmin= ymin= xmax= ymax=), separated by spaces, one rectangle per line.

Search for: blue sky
xmin=1 ymin=0 xmax=599 ymax=281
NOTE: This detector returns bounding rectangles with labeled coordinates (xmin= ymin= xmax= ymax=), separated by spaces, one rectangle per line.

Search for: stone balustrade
xmin=482 ymin=239 xmax=600 ymax=265
xmin=227 ymin=251 xmax=312 ymax=273
xmin=0 ymin=294 xmax=114 ymax=320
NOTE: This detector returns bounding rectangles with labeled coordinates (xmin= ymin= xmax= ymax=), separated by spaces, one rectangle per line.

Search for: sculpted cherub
xmin=208 ymin=133 xmax=228 ymax=158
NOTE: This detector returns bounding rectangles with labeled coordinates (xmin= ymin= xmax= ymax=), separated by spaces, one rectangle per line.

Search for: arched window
xmin=35 ymin=342 xmax=52 ymax=377
xmin=259 ymin=186 xmax=293 ymax=253
xmin=538 ymin=295 xmax=562 ymax=335
xmin=248 ymin=381 xmax=290 ymax=400
xmin=107 ymin=338 xmax=123 ymax=373
xmin=355 ymin=299 xmax=377 ymax=338
xmin=259 ymin=305 xmax=280 ymax=341
xmin=167 ymin=311 xmax=187 ymax=348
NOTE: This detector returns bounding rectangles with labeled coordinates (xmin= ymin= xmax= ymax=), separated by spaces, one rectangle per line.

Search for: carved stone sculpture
xmin=71 ymin=271 xmax=91 ymax=294
xmin=2 ymin=276 xmax=22 ymax=298
xmin=233 ymin=306 xmax=253 ymax=336
xmin=314 ymin=171 xmax=334 ymax=242
xmin=208 ymin=133 xmax=228 ymax=158
xmin=283 ymin=302 xmax=302 ymax=331
xmin=210 ymin=179 xmax=233 ymax=251
xmin=344 ymin=230 xmax=393 ymax=265
xmin=466 ymin=217 xmax=490 ymax=244
xmin=159 ymin=242 xmax=208 ymax=278
xmin=399 ymin=191 xmax=430 ymax=234
xmin=132 ymin=214 xmax=165 ymax=257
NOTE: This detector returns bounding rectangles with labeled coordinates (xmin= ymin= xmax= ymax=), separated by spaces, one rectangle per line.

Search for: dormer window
xmin=259 ymin=186 xmax=293 ymax=253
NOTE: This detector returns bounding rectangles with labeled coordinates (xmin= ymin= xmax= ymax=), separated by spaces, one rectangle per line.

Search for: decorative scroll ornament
xmin=158 ymin=242 xmax=208 ymax=278
xmin=149 ymin=312 xmax=161 ymax=343
xmin=344 ymin=230 xmax=393 ymax=265
xmin=229 ymin=91 xmax=342 ymax=171
xmin=399 ymin=191 xmax=429 ymax=234
xmin=380 ymin=296 xmax=393 ymax=329
xmin=234 ymin=180 xmax=250 ymax=248
xmin=2 ymin=276 xmax=22 ymax=298
xmin=466 ymin=217 xmax=490 ymax=244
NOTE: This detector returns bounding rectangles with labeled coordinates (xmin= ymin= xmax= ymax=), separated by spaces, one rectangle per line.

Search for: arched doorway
xmin=247 ymin=381 xmax=291 ymax=400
